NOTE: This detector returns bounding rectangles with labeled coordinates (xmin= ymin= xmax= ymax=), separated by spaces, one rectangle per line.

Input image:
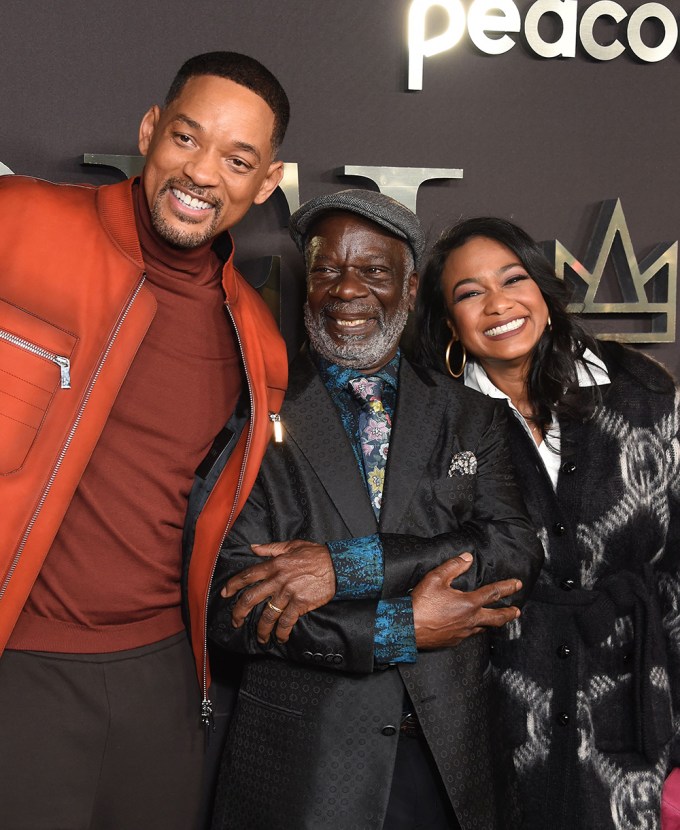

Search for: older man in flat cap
xmin=207 ymin=191 xmax=543 ymax=830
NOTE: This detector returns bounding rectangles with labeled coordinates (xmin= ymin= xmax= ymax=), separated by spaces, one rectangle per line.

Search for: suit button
xmin=557 ymin=645 xmax=571 ymax=659
xmin=560 ymin=578 xmax=575 ymax=591
xmin=324 ymin=653 xmax=335 ymax=663
xmin=556 ymin=712 xmax=570 ymax=726
xmin=313 ymin=652 xmax=324 ymax=663
xmin=332 ymin=654 xmax=343 ymax=664
xmin=553 ymin=522 xmax=566 ymax=536
xmin=381 ymin=725 xmax=397 ymax=736
xmin=302 ymin=651 xmax=312 ymax=660
xmin=561 ymin=462 xmax=576 ymax=474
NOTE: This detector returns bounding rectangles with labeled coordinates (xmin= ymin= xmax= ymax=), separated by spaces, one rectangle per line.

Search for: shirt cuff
xmin=374 ymin=598 xmax=417 ymax=664
xmin=327 ymin=534 xmax=383 ymax=599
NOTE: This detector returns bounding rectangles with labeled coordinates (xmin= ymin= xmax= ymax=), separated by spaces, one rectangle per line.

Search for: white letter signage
xmin=407 ymin=0 xmax=680 ymax=88
xmin=525 ymin=0 xmax=578 ymax=58
xmin=467 ymin=0 xmax=520 ymax=56
xmin=627 ymin=3 xmax=678 ymax=62
xmin=408 ymin=0 xmax=467 ymax=90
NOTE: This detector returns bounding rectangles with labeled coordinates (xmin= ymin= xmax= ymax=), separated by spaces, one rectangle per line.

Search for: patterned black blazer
xmin=208 ymin=350 xmax=543 ymax=830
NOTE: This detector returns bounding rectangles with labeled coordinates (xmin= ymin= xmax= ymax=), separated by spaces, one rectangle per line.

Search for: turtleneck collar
xmin=133 ymin=175 xmax=223 ymax=285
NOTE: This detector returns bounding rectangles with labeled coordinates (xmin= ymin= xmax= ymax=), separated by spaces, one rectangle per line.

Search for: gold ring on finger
xmin=267 ymin=600 xmax=284 ymax=614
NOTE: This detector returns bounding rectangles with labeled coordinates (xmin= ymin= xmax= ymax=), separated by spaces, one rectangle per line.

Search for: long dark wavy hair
xmin=412 ymin=217 xmax=602 ymax=434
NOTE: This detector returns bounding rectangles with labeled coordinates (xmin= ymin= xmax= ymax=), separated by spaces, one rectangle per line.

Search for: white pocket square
xmin=448 ymin=451 xmax=477 ymax=477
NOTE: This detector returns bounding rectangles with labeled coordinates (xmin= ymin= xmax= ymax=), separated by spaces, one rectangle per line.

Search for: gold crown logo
xmin=543 ymin=199 xmax=677 ymax=343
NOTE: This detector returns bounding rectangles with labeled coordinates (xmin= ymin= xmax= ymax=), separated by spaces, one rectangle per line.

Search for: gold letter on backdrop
xmin=336 ymin=165 xmax=463 ymax=211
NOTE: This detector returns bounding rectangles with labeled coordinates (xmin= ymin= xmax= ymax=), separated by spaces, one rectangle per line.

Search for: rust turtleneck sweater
xmin=9 ymin=179 xmax=242 ymax=652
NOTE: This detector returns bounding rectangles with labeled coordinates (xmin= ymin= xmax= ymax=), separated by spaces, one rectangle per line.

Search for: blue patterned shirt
xmin=314 ymin=350 xmax=416 ymax=664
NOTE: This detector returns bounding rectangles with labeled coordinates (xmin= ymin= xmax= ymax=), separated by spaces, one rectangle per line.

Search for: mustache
xmin=159 ymin=177 xmax=222 ymax=208
xmin=320 ymin=302 xmax=384 ymax=321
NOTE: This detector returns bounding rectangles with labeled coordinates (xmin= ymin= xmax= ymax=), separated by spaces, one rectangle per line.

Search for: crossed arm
xmin=222 ymin=541 xmax=522 ymax=649
xmin=208 ymin=406 xmax=544 ymax=670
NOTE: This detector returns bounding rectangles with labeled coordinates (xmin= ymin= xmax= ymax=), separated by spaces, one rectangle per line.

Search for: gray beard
xmin=150 ymin=178 xmax=223 ymax=249
xmin=304 ymin=295 xmax=410 ymax=370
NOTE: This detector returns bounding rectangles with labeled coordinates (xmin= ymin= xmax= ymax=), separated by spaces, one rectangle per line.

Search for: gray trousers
xmin=0 ymin=632 xmax=204 ymax=830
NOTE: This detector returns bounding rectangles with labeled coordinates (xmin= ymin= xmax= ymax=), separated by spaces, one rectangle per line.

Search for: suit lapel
xmin=380 ymin=360 xmax=446 ymax=532
xmin=283 ymin=352 xmax=378 ymax=538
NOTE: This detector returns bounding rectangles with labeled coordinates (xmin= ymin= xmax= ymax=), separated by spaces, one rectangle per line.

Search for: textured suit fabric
xmin=487 ymin=343 xmax=680 ymax=830
xmin=208 ymin=351 xmax=543 ymax=830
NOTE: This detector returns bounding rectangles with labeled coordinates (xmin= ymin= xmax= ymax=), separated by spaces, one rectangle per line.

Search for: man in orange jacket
xmin=0 ymin=52 xmax=288 ymax=830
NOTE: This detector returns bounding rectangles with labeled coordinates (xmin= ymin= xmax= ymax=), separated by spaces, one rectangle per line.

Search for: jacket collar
xmin=284 ymin=349 xmax=378 ymax=537
xmin=95 ymin=176 xmax=239 ymax=299
xmin=283 ymin=348 xmax=447 ymax=535
xmin=379 ymin=358 xmax=446 ymax=531
xmin=95 ymin=177 xmax=144 ymax=268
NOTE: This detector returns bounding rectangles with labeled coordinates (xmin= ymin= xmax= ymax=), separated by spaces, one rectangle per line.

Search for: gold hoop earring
xmin=445 ymin=337 xmax=467 ymax=379
xmin=547 ymin=314 xmax=552 ymax=330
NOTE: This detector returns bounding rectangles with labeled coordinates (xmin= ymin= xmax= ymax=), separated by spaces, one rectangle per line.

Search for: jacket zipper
xmin=0 ymin=328 xmax=71 ymax=388
xmin=269 ymin=412 xmax=283 ymax=443
xmin=200 ymin=302 xmax=256 ymax=731
xmin=0 ymin=276 xmax=146 ymax=601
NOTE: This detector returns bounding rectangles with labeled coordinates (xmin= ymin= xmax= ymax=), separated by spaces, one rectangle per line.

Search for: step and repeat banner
xmin=1 ymin=1 xmax=677 ymax=368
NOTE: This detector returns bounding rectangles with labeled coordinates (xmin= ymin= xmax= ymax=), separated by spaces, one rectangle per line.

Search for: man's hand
xmin=220 ymin=540 xmax=337 ymax=644
xmin=411 ymin=553 xmax=522 ymax=650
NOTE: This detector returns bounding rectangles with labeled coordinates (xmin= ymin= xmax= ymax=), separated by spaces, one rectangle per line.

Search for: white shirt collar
xmin=463 ymin=348 xmax=609 ymax=490
xmin=463 ymin=347 xmax=609 ymax=398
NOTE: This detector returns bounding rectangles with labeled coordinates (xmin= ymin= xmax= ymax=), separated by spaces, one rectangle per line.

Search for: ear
xmin=445 ymin=317 xmax=457 ymax=338
xmin=253 ymin=160 xmax=285 ymax=205
xmin=407 ymin=271 xmax=419 ymax=312
xmin=138 ymin=106 xmax=162 ymax=156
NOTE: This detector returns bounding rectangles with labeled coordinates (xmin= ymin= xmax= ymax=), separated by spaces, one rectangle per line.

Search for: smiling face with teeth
xmin=441 ymin=235 xmax=550 ymax=377
xmin=303 ymin=212 xmax=418 ymax=372
xmin=138 ymin=74 xmax=283 ymax=248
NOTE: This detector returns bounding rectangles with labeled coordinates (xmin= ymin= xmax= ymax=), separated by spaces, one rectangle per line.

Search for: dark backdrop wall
xmin=2 ymin=1 xmax=678 ymax=370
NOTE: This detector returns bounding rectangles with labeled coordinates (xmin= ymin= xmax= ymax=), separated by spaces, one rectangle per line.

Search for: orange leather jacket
xmin=0 ymin=175 xmax=288 ymax=716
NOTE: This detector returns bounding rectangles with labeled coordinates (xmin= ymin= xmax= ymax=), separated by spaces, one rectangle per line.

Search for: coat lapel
xmin=380 ymin=360 xmax=446 ymax=532
xmin=283 ymin=352 xmax=378 ymax=538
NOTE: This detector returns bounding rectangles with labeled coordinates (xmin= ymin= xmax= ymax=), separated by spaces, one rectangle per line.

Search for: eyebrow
xmin=171 ymin=114 xmax=262 ymax=163
xmin=452 ymin=262 xmax=524 ymax=289
xmin=173 ymin=114 xmax=204 ymax=132
xmin=310 ymin=253 xmax=394 ymax=265
xmin=232 ymin=140 xmax=261 ymax=163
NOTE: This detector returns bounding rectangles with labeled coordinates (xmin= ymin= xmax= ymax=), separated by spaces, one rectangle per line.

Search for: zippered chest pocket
xmin=0 ymin=297 xmax=77 ymax=475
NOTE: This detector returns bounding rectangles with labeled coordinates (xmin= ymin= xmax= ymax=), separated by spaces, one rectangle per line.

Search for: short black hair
xmin=164 ymin=51 xmax=290 ymax=154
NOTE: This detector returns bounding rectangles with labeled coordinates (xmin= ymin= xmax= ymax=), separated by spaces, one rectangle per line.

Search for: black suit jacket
xmin=209 ymin=352 xmax=543 ymax=830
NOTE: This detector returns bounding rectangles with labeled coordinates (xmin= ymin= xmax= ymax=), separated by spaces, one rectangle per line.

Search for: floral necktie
xmin=348 ymin=376 xmax=392 ymax=517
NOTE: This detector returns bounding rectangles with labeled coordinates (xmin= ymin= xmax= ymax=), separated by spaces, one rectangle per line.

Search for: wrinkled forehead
xmin=305 ymin=210 xmax=412 ymax=261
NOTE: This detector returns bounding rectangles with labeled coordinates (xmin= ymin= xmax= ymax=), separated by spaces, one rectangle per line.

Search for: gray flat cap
xmin=289 ymin=189 xmax=425 ymax=266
